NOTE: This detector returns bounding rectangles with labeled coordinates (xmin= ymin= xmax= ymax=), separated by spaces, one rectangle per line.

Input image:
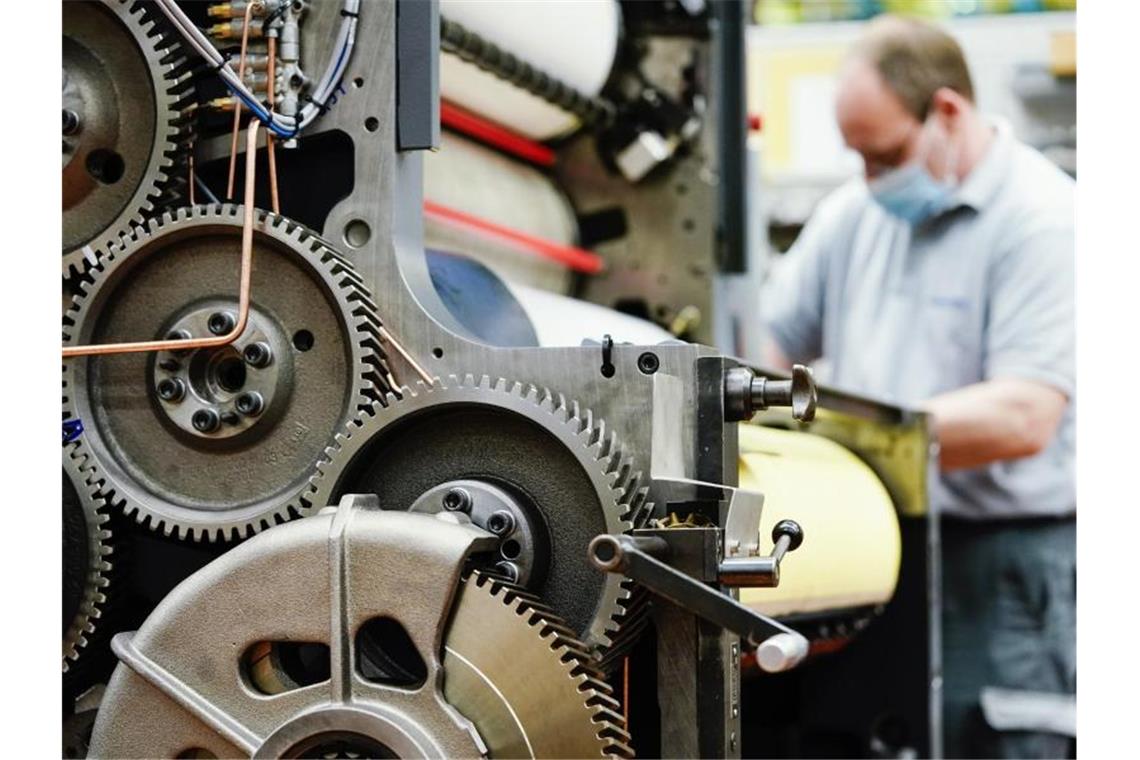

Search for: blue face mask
xmin=868 ymin=163 xmax=955 ymax=224
xmin=867 ymin=120 xmax=959 ymax=225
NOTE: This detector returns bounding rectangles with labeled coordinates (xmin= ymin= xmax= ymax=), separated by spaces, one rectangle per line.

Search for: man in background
xmin=761 ymin=15 xmax=1075 ymax=759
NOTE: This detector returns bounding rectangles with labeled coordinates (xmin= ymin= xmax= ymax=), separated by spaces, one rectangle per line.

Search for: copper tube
xmin=377 ymin=326 xmax=433 ymax=385
xmin=63 ymin=124 xmax=261 ymax=358
xmin=226 ymin=1 xmax=261 ymax=199
xmin=622 ymin=656 xmax=630 ymax=731
xmin=266 ymin=34 xmax=280 ymax=214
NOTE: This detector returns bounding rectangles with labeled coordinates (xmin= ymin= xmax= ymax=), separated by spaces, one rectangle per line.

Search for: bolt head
xmin=486 ymin=510 xmax=515 ymax=537
xmin=235 ymin=392 xmax=264 ymax=417
xmin=156 ymin=378 xmax=184 ymax=402
xmin=242 ymin=342 xmax=272 ymax=368
xmin=207 ymin=311 xmax=235 ymax=336
xmin=442 ymin=487 xmax=472 ymax=513
xmin=191 ymin=409 xmax=220 ymax=433
xmin=637 ymin=351 xmax=660 ymax=375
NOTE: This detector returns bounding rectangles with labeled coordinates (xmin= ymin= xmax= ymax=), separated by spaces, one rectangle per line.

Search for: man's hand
xmin=925 ymin=378 xmax=1069 ymax=472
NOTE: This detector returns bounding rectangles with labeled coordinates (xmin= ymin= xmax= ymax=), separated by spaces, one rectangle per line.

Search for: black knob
xmin=772 ymin=519 xmax=804 ymax=552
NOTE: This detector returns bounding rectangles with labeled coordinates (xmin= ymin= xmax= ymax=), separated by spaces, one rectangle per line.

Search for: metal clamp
xmin=724 ymin=363 xmax=818 ymax=422
xmin=587 ymin=533 xmax=809 ymax=672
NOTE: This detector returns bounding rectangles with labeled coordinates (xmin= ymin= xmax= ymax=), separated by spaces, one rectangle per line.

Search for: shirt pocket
xmin=922 ymin=295 xmax=980 ymax=383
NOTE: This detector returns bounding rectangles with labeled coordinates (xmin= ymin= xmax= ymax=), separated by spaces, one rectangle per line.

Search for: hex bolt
xmin=235 ymin=391 xmax=264 ymax=417
xmin=191 ymin=408 xmax=221 ymax=433
xmin=242 ymin=341 xmax=273 ymax=368
xmin=442 ymin=487 xmax=472 ymax=513
xmin=207 ymin=311 xmax=236 ymax=336
xmin=62 ymin=108 xmax=80 ymax=136
xmin=156 ymin=378 xmax=185 ymax=403
xmin=486 ymin=510 xmax=516 ymax=537
xmin=493 ymin=560 xmax=520 ymax=584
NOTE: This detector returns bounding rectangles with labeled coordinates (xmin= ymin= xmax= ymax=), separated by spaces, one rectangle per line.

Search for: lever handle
xmin=587 ymin=533 xmax=810 ymax=672
xmin=718 ymin=519 xmax=805 ymax=588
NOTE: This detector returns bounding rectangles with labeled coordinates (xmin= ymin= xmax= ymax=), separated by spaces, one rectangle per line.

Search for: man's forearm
xmin=925 ymin=378 xmax=1068 ymax=472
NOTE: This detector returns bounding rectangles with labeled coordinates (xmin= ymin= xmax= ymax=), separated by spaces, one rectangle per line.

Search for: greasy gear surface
xmin=311 ymin=375 xmax=652 ymax=660
xmin=63 ymin=205 xmax=392 ymax=541
xmin=62 ymin=0 xmax=194 ymax=278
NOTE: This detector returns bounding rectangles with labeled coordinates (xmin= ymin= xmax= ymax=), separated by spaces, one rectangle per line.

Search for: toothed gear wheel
xmin=310 ymin=375 xmax=653 ymax=661
xmin=63 ymin=0 xmax=194 ymax=278
xmin=442 ymin=572 xmax=633 ymax=758
xmin=62 ymin=444 xmax=112 ymax=674
xmin=62 ymin=205 xmax=392 ymax=541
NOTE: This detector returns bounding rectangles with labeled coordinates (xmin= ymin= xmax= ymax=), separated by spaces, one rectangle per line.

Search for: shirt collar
xmin=950 ymin=116 xmax=1013 ymax=212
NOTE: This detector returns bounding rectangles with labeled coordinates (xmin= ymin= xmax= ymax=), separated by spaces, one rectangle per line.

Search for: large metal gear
xmin=309 ymin=375 xmax=652 ymax=660
xmin=444 ymin=572 xmax=633 ymax=758
xmin=62 ymin=444 xmax=112 ymax=675
xmin=63 ymin=0 xmax=194 ymax=278
xmin=88 ymin=506 xmax=630 ymax=758
xmin=62 ymin=204 xmax=392 ymax=541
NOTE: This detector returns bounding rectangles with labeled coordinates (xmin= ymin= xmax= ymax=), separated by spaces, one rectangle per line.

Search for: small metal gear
xmin=63 ymin=0 xmax=195 ymax=278
xmin=444 ymin=571 xmax=634 ymax=758
xmin=310 ymin=375 xmax=652 ymax=661
xmin=63 ymin=204 xmax=393 ymax=542
xmin=62 ymin=444 xmax=112 ymax=674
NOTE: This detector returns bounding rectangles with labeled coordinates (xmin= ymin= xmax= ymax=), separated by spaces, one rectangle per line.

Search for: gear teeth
xmin=311 ymin=375 xmax=654 ymax=665
xmin=470 ymin=572 xmax=634 ymax=759
xmin=65 ymin=207 xmax=392 ymax=542
xmin=63 ymin=443 xmax=114 ymax=676
xmin=64 ymin=0 xmax=199 ymax=279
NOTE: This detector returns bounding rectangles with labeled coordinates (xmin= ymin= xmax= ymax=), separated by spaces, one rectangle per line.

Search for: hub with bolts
xmin=411 ymin=479 xmax=544 ymax=587
xmin=151 ymin=302 xmax=293 ymax=441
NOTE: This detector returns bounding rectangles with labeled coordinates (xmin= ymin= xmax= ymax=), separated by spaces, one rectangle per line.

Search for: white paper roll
xmin=424 ymin=132 xmax=578 ymax=293
xmin=439 ymin=0 xmax=621 ymax=140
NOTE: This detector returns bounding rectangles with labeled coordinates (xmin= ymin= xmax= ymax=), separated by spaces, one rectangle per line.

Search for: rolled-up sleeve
xmin=761 ymin=207 xmax=831 ymax=364
xmin=984 ymin=221 xmax=1075 ymax=397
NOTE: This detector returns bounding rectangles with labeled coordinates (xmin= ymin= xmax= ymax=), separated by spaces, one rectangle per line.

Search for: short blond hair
xmin=849 ymin=15 xmax=975 ymax=120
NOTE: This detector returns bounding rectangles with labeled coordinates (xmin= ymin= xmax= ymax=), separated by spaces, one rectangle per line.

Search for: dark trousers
xmin=941 ymin=516 xmax=1076 ymax=759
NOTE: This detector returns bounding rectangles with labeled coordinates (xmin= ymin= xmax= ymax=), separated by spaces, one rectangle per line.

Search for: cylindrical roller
xmin=439 ymin=0 xmax=620 ymax=140
xmin=424 ymin=132 xmax=579 ymax=293
xmin=738 ymin=424 xmax=901 ymax=619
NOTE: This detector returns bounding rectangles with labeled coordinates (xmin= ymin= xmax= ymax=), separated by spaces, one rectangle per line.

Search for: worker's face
xmin=835 ymin=59 xmax=957 ymax=182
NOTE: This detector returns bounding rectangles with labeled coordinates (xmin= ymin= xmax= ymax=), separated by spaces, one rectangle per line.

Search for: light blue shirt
xmin=763 ymin=119 xmax=1075 ymax=519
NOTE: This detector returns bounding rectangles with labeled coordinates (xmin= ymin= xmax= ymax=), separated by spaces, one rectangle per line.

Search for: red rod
xmin=440 ymin=100 xmax=556 ymax=168
xmin=423 ymin=200 xmax=604 ymax=275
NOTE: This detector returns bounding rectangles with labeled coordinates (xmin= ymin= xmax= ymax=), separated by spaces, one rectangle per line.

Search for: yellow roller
xmin=738 ymin=424 xmax=901 ymax=619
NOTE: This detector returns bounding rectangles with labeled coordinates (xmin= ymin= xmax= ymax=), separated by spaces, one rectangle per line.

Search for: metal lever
xmin=588 ymin=534 xmax=810 ymax=672
xmin=724 ymin=363 xmax=818 ymax=422
xmin=719 ymin=519 xmax=805 ymax=588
